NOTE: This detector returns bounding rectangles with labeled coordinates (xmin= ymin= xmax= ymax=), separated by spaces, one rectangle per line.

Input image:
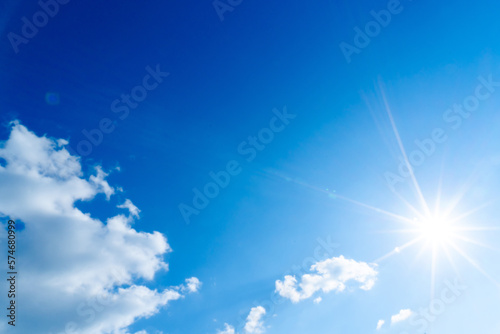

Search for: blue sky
xmin=1 ymin=0 xmax=500 ymax=333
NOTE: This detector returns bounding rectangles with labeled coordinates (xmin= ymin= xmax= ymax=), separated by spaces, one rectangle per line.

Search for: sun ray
xmin=371 ymin=228 xmax=424 ymax=234
xmin=452 ymin=234 xmax=500 ymax=252
xmin=434 ymin=156 xmax=446 ymax=215
xmin=448 ymin=199 xmax=497 ymax=224
xmin=331 ymin=192 xmax=416 ymax=225
xmin=365 ymin=91 xmax=500 ymax=293
xmin=414 ymin=239 xmax=432 ymax=263
xmin=442 ymin=244 xmax=462 ymax=281
xmin=431 ymin=242 xmax=438 ymax=299
xmin=373 ymin=236 xmax=423 ymax=263
xmin=454 ymin=226 xmax=500 ymax=231
xmin=375 ymin=175 xmax=500 ymax=292
xmin=264 ymin=169 xmax=415 ymax=225
xmin=388 ymin=189 xmax=427 ymax=222
xmin=448 ymin=240 xmax=500 ymax=288
xmin=379 ymin=81 xmax=431 ymax=217
xmin=441 ymin=168 xmax=484 ymax=218
xmin=361 ymin=91 xmax=398 ymax=159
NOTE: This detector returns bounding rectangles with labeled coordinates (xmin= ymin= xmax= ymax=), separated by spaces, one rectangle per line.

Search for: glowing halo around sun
xmin=417 ymin=215 xmax=455 ymax=244
xmin=264 ymin=83 xmax=500 ymax=298
xmin=371 ymin=83 xmax=500 ymax=296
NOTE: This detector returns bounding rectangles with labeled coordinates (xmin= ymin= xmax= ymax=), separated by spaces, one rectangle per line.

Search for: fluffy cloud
xmin=244 ymin=306 xmax=266 ymax=334
xmin=217 ymin=323 xmax=235 ymax=334
xmin=0 ymin=122 xmax=199 ymax=333
xmin=183 ymin=277 xmax=202 ymax=293
xmin=391 ymin=309 xmax=413 ymax=324
xmin=217 ymin=306 xmax=266 ymax=334
xmin=275 ymin=255 xmax=378 ymax=303
xmin=376 ymin=319 xmax=385 ymax=330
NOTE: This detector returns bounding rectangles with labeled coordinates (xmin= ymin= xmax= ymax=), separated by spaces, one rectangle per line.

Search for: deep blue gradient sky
xmin=2 ymin=0 xmax=500 ymax=333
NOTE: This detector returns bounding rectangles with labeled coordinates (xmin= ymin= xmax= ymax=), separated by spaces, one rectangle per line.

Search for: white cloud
xmin=90 ymin=165 xmax=115 ymax=199
xmin=275 ymin=255 xmax=378 ymax=303
xmin=0 ymin=122 xmax=199 ymax=333
xmin=118 ymin=199 xmax=141 ymax=218
xmin=376 ymin=319 xmax=385 ymax=330
xmin=183 ymin=277 xmax=202 ymax=293
xmin=216 ymin=306 xmax=266 ymax=334
xmin=391 ymin=309 xmax=413 ymax=324
xmin=244 ymin=306 xmax=266 ymax=334
xmin=217 ymin=323 xmax=235 ymax=334
xmin=313 ymin=297 xmax=322 ymax=304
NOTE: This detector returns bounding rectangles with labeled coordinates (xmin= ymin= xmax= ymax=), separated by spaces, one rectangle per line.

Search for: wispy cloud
xmin=118 ymin=198 xmax=141 ymax=218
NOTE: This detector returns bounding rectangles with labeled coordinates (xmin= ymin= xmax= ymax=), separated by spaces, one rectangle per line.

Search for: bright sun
xmin=418 ymin=216 xmax=455 ymax=243
xmin=276 ymin=88 xmax=500 ymax=297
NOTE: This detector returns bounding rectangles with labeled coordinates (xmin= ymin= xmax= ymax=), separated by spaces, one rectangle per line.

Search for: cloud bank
xmin=0 ymin=122 xmax=199 ymax=334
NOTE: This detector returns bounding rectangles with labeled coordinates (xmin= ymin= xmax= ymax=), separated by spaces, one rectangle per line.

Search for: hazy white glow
xmin=419 ymin=216 xmax=454 ymax=243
